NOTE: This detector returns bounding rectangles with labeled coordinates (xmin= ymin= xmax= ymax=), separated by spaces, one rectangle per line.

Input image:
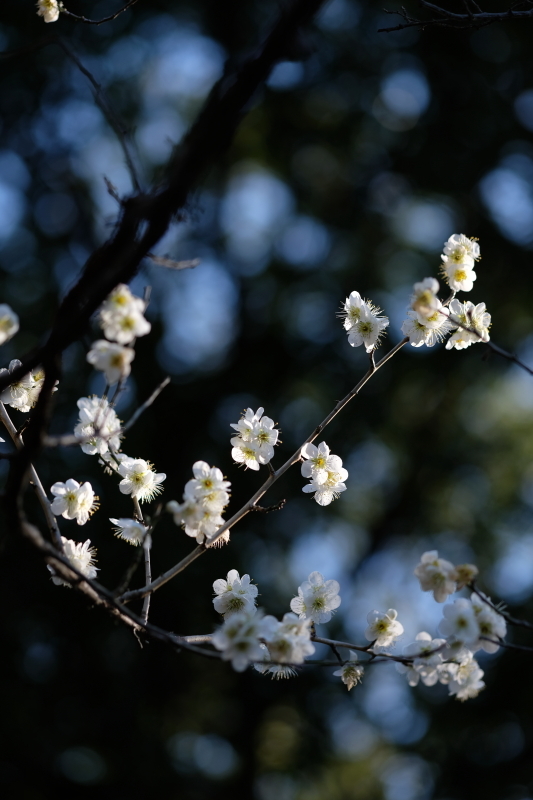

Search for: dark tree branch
xmin=60 ymin=0 xmax=141 ymax=26
xmin=379 ymin=0 xmax=533 ymax=33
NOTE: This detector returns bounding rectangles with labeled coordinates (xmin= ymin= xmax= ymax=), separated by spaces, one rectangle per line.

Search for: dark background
xmin=2 ymin=1 xmax=533 ymax=798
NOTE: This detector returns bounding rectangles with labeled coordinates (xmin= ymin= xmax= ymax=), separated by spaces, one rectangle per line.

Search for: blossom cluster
xmin=212 ymin=569 xmax=348 ymax=680
xmin=86 ymin=285 xmax=150 ymax=385
xmin=230 ymin=407 xmax=280 ymax=470
xmin=167 ymin=461 xmax=231 ymax=546
xmin=0 ymin=360 xmax=51 ymax=413
xmin=74 ymin=396 xmax=122 ymax=455
xmin=300 ymin=442 xmax=348 ymax=506
xmin=340 ymin=291 xmax=389 ymax=353
xmin=37 ymin=0 xmax=61 ymax=23
xmin=400 ymin=235 xmax=490 ymax=350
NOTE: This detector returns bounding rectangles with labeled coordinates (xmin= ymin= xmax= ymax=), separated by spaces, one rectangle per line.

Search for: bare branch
xmin=44 ymin=376 xmax=171 ymax=447
xmin=147 ymin=254 xmax=201 ymax=271
xmin=119 ymin=337 xmax=408 ymax=603
xmin=379 ymin=0 xmax=533 ymax=33
xmin=60 ymin=0 xmax=141 ymax=26
xmin=57 ymin=39 xmax=142 ymax=192
xmin=0 ymin=401 xmax=62 ymax=550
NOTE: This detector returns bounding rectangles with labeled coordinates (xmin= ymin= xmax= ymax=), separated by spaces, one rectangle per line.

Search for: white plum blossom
xmin=453 ymin=563 xmax=479 ymax=590
xmin=442 ymin=233 xmax=480 ymax=265
xmin=100 ymin=306 xmax=151 ymax=345
xmin=440 ymin=234 xmax=480 ymax=293
xmin=100 ymin=284 xmax=144 ymax=316
xmin=333 ymin=651 xmax=364 ymax=690
xmin=230 ymin=407 xmax=280 ymax=469
xmin=0 ymin=361 xmax=52 ymax=412
xmin=471 ymin=594 xmax=507 ymax=654
xmin=0 ymin=304 xmax=19 ymax=344
xmin=414 ymin=550 xmax=457 ymax=603
xmin=110 ymin=518 xmax=147 ymax=546
xmin=340 ymin=292 xmax=389 ymax=353
xmin=167 ymin=461 xmax=230 ymax=546
xmin=37 ymin=0 xmax=60 ymax=23
xmin=401 ymin=311 xmax=452 ymax=348
xmin=86 ymin=340 xmax=135 ymax=385
xmin=438 ymin=598 xmax=480 ymax=647
xmin=301 ymin=442 xmax=348 ymax=506
xmin=231 ymin=439 xmax=260 ymax=470
xmin=411 ymin=278 xmax=440 ymax=317
xmin=445 ymin=299 xmax=491 ymax=351
xmin=446 ymin=651 xmax=485 ymax=701
xmin=301 ymin=442 xmax=341 ymax=485
xmin=254 ymin=644 xmax=298 ymax=680
xmin=262 ymin=613 xmax=315 ymax=664
xmin=117 ymin=457 xmax=166 ymax=502
xmin=50 ymin=480 xmax=99 ymax=525
xmin=74 ymin=396 xmax=122 ymax=455
xmin=365 ymin=608 xmax=404 ymax=649
xmin=346 ymin=305 xmax=389 ymax=353
xmin=290 ymin=571 xmax=341 ymax=624
xmin=99 ymin=285 xmax=151 ymax=345
xmin=213 ymin=570 xmax=258 ymax=619
xmin=396 ymin=632 xmax=446 ymax=687
xmin=212 ymin=610 xmax=274 ymax=672
xmin=185 ymin=461 xmax=231 ymax=500
xmin=48 ymin=537 xmax=98 ymax=586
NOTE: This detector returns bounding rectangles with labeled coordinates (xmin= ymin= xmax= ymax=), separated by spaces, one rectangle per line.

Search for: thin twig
xmin=119 ymin=337 xmax=408 ymax=603
xmin=0 ymin=402 xmax=62 ymax=549
xmin=57 ymin=39 xmax=141 ymax=191
xmin=147 ymin=254 xmax=201 ymax=271
xmin=471 ymin=583 xmax=533 ymax=631
xmin=379 ymin=0 xmax=533 ymax=32
xmin=44 ymin=376 xmax=171 ymax=447
xmin=60 ymin=0 xmax=140 ymax=26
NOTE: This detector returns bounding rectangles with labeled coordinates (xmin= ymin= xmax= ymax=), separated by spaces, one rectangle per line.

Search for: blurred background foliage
xmin=2 ymin=0 xmax=533 ymax=797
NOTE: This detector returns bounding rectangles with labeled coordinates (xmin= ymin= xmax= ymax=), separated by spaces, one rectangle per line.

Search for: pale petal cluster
xmin=437 ymin=595 xmax=506 ymax=655
xmin=48 ymin=537 xmax=98 ymax=586
xmin=290 ymin=571 xmax=341 ymax=624
xmin=74 ymin=396 xmax=122 ymax=455
xmin=86 ymin=340 xmax=135 ymax=385
xmin=230 ymin=406 xmax=280 ymax=470
xmin=99 ymin=284 xmax=151 ymax=345
xmin=167 ymin=461 xmax=230 ymax=546
xmin=212 ymin=610 xmax=274 ymax=672
xmin=262 ymin=612 xmax=315 ymax=664
xmin=0 ymin=304 xmax=19 ymax=344
xmin=414 ymin=550 xmax=478 ymax=602
xmin=301 ymin=442 xmax=348 ymax=506
xmin=37 ymin=0 xmax=60 ymax=23
xmin=446 ymin=651 xmax=486 ymax=701
xmin=438 ymin=598 xmax=480 ymax=646
xmin=396 ymin=632 xmax=446 ymax=687
xmin=50 ymin=479 xmax=99 ymax=525
xmin=340 ymin=291 xmax=389 ymax=353
xmin=365 ymin=608 xmax=404 ymax=649
xmin=414 ymin=551 xmax=458 ymax=603
xmin=254 ymin=644 xmax=298 ymax=680
xmin=401 ymin=310 xmax=452 ymax=348
xmin=117 ymin=457 xmax=166 ymax=503
xmin=213 ymin=569 xmax=258 ymax=619
xmin=110 ymin=517 xmax=147 ymax=546
xmin=445 ymin=299 xmax=491 ymax=351
xmin=440 ymin=233 xmax=480 ymax=293
xmin=0 ymin=361 xmax=51 ymax=412
xmin=333 ymin=651 xmax=364 ymax=691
